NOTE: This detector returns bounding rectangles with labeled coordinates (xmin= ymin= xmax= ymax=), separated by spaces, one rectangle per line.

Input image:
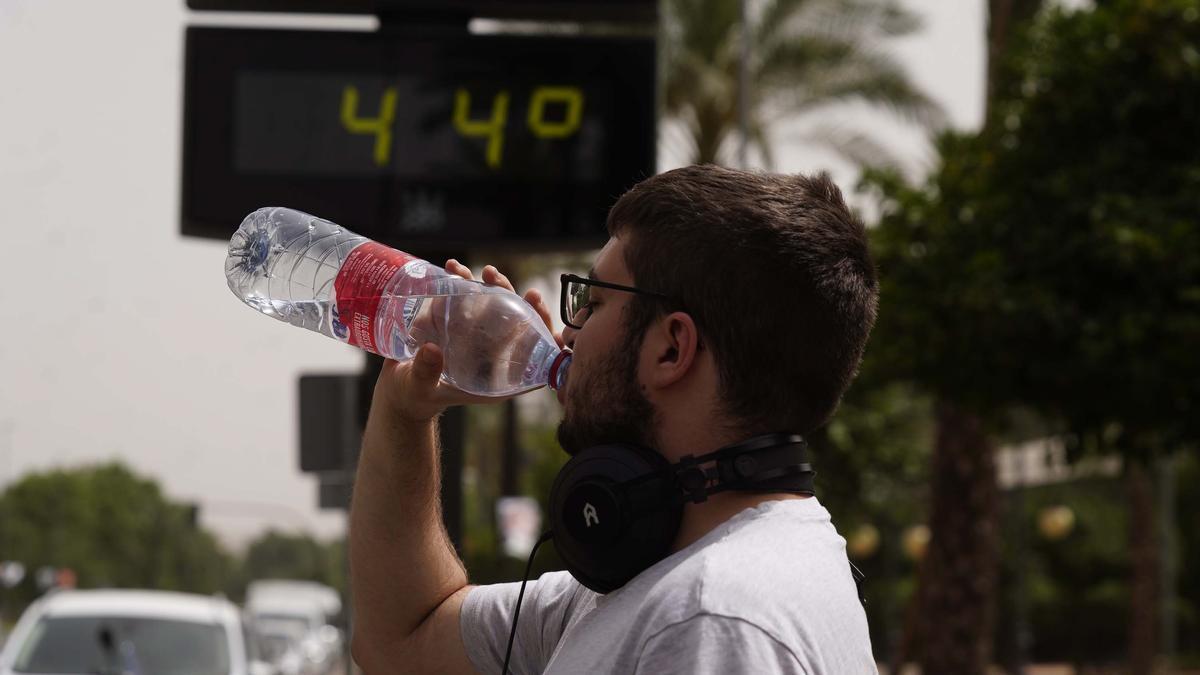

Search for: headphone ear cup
xmin=549 ymin=444 xmax=682 ymax=594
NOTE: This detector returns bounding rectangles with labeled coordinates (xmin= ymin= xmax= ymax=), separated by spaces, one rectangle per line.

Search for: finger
xmin=525 ymin=288 xmax=565 ymax=348
xmin=411 ymin=342 xmax=444 ymax=388
xmin=524 ymin=288 xmax=553 ymax=327
xmin=482 ymin=265 xmax=514 ymax=292
xmin=445 ymin=259 xmax=474 ymax=281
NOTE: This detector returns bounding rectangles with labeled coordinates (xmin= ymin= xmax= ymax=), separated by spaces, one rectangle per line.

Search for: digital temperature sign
xmin=181 ymin=26 xmax=655 ymax=250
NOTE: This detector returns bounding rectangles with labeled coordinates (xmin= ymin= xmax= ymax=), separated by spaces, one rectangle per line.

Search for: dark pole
xmin=439 ymin=404 xmax=467 ymax=552
xmin=1012 ymin=481 xmax=1029 ymax=675
xmin=500 ymin=400 xmax=519 ymax=497
xmin=497 ymin=254 xmax=523 ymax=500
xmin=1159 ymin=454 xmax=1177 ymax=666
xmin=738 ymin=0 xmax=749 ymax=169
xmin=343 ymin=511 xmax=353 ymax=675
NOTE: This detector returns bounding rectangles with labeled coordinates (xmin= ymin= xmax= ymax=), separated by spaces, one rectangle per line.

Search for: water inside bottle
xmin=374 ymin=290 xmax=561 ymax=396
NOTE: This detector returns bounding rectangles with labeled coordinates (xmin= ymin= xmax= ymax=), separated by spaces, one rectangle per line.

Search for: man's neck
xmin=650 ymin=391 xmax=811 ymax=554
xmin=670 ymin=491 xmax=811 ymax=553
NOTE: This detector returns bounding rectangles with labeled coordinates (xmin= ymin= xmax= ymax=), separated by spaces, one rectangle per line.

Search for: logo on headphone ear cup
xmin=563 ymin=480 xmax=622 ymax=547
xmin=549 ymin=444 xmax=682 ymax=594
xmin=583 ymin=503 xmax=599 ymax=527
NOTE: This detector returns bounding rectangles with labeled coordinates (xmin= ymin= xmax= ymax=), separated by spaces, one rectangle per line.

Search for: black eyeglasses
xmin=559 ymin=273 xmax=673 ymax=330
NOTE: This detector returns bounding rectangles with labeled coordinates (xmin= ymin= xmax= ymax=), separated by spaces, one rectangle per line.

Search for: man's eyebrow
xmin=586 ymin=267 xmax=609 ymax=296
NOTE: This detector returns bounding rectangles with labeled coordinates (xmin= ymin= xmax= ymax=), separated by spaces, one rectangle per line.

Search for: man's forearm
xmin=349 ymin=392 xmax=468 ymax=661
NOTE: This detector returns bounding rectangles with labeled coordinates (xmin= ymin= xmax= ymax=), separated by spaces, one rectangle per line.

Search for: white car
xmin=245 ymin=581 xmax=342 ymax=675
xmin=244 ymin=582 xmax=339 ymax=619
xmin=248 ymin=607 xmax=339 ymax=675
xmin=0 ymin=589 xmax=274 ymax=675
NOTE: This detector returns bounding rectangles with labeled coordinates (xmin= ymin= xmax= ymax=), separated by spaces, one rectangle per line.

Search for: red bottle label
xmin=332 ymin=242 xmax=416 ymax=353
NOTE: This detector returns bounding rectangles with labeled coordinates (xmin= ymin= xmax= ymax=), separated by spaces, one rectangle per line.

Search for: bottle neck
xmin=547 ymin=349 xmax=572 ymax=390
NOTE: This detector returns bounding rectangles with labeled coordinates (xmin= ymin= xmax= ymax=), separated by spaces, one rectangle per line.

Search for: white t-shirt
xmin=460 ymin=497 xmax=877 ymax=674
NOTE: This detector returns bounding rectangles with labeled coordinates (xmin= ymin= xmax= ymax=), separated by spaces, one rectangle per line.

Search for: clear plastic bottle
xmin=225 ymin=206 xmax=571 ymax=397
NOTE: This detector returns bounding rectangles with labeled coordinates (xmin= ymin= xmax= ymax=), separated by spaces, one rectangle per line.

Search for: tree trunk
xmin=915 ymin=401 xmax=1000 ymax=675
xmin=693 ymin=100 xmax=729 ymax=165
xmin=1127 ymin=458 xmax=1159 ymax=675
xmin=985 ymin=0 xmax=1045 ymax=120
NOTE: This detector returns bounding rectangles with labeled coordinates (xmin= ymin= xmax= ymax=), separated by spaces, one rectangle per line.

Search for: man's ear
xmin=643 ymin=311 xmax=701 ymax=389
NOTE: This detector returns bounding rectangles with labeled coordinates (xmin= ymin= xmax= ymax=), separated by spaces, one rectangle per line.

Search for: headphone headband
xmin=696 ymin=432 xmax=807 ymax=462
xmin=672 ymin=433 xmax=814 ymax=504
xmin=548 ymin=432 xmax=815 ymax=593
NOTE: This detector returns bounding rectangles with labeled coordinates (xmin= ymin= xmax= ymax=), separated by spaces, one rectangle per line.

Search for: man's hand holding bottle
xmin=375 ymin=259 xmax=565 ymax=426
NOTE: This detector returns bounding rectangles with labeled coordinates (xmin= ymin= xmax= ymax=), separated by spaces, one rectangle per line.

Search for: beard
xmin=556 ymin=327 xmax=657 ymax=456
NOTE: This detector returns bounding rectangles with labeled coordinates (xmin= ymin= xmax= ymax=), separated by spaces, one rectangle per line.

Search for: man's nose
xmin=562 ymin=324 xmax=578 ymax=350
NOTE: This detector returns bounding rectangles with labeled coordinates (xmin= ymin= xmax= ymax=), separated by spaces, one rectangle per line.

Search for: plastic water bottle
xmin=225 ymin=206 xmax=571 ymax=397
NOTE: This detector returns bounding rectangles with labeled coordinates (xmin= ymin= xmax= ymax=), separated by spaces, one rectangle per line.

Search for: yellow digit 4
xmin=528 ymin=86 xmax=584 ymax=139
xmin=453 ymin=89 xmax=510 ymax=169
xmin=341 ymin=86 xmax=397 ymax=167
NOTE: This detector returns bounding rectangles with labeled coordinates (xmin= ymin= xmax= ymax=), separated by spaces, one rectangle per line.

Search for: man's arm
xmin=349 ymin=351 xmax=478 ymax=674
xmin=349 ymin=260 xmax=562 ymax=673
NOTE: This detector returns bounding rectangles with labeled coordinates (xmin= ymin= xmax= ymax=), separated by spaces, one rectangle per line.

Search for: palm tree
xmin=661 ymin=0 xmax=944 ymax=169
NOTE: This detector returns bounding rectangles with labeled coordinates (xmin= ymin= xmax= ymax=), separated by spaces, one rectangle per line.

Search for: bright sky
xmin=0 ymin=0 xmax=988 ymax=549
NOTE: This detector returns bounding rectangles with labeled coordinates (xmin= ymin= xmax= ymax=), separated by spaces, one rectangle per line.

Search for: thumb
xmin=411 ymin=342 xmax=444 ymax=385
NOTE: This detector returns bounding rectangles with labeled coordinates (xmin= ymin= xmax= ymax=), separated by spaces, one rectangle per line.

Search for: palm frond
xmin=872 ymin=0 xmax=923 ymax=36
xmin=663 ymin=3 xmax=743 ymax=116
xmin=755 ymin=0 xmax=819 ymax=47
xmin=765 ymin=49 xmax=947 ymax=129
xmin=664 ymin=0 xmax=742 ymax=63
xmin=759 ymin=0 xmax=921 ymax=49
xmin=663 ymin=0 xmax=938 ymax=170
xmin=747 ymin=118 xmax=778 ymax=169
xmin=795 ymin=0 xmax=921 ymax=41
xmin=788 ymin=124 xmax=904 ymax=168
xmin=754 ymin=35 xmax=859 ymax=89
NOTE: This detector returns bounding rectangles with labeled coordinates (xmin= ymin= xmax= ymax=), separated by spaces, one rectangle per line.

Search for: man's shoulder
xmin=624 ymin=498 xmax=859 ymax=627
xmin=529 ymin=500 xmax=875 ymax=674
xmin=576 ymin=498 xmax=874 ymax=673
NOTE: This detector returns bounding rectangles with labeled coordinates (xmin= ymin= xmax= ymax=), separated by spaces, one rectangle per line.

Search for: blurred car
xmin=244 ymin=581 xmax=339 ymax=620
xmin=251 ymin=621 xmax=322 ymax=675
xmin=0 ymin=589 xmax=275 ymax=675
xmin=245 ymin=581 xmax=342 ymax=675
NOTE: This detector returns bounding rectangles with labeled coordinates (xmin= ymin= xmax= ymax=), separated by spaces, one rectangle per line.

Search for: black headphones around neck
xmin=547 ymin=432 xmax=815 ymax=594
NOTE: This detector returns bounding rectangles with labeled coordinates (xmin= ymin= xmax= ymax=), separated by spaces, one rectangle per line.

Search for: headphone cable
xmin=502 ymin=530 xmax=555 ymax=675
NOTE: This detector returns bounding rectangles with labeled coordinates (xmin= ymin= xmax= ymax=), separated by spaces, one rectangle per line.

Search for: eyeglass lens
xmin=567 ymin=279 xmax=590 ymax=327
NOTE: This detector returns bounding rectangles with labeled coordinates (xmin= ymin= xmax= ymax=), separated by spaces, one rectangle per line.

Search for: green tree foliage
xmin=0 ymin=463 xmax=232 ymax=618
xmin=865 ymin=0 xmax=1200 ymax=669
xmin=869 ymin=0 xmax=1200 ymax=442
xmin=228 ymin=530 xmax=346 ymax=602
xmin=662 ymin=0 xmax=943 ymax=166
xmin=0 ymin=464 xmax=357 ymax=627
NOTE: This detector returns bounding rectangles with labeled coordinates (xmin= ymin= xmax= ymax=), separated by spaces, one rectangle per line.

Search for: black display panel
xmin=181 ymin=26 xmax=656 ymax=251
xmin=186 ymin=0 xmax=657 ymax=21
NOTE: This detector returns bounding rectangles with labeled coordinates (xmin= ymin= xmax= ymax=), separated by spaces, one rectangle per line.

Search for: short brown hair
xmin=607 ymin=165 xmax=878 ymax=435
